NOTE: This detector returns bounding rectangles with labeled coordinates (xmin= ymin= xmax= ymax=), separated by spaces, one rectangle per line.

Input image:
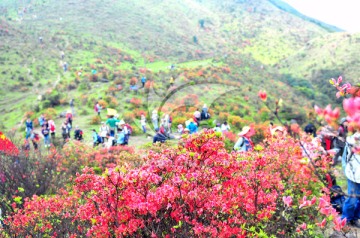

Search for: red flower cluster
xmin=0 ymin=131 xmax=18 ymax=156
xmin=343 ymin=97 xmax=360 ymax=130
xmin=258 ymin=90 xmax=267 ymax=101
xmin=4 ymin=131 xmax=341 ymax=237
xmin=314 ymin=104 xmax=340 ymax=125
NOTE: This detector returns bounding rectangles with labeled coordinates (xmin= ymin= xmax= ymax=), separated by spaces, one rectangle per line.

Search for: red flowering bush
xmin=0 ymin=132 xmax=19 ymax=156
xmin=130 ymin=97 xmax=142 ymax=106
xmin=129 ymin=76 xmax=138 ymax=85
xmin=3 ymin=131 xmax=342 ymax=237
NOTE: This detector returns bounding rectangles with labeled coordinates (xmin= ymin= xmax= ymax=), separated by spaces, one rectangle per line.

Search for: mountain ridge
xmin=268 ymin=0 xmax=344 ymax=33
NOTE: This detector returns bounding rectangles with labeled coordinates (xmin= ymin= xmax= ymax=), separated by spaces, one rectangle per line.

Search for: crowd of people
xmin=22 ymin=99 xmax=354 ymax=158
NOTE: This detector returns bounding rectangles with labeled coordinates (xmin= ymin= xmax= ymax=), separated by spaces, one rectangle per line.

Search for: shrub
xmin=129 ymin=77 xmax=137 ymax=85
xmin=43 ymin=90 xmax=61 ymax=107
xmin=41 ymin=100 xmax=51 ymax=109
xmin=80 ymin=109 xmax=89 ymax=116
xmin=89 ymin=74 xmax=98 ymax=82
xmin=3 ymin=131 xmax=342 ymax=237
xmin=123 ymin=112 xmax=135 ymax=123
xmin=130 ymin=97 xmax=142 ymax=107
xmin=90 ymin=115 xmax=101 ymax=125
xmin=78 ymin=82 xmax=90 ymax=91
xmin=98 ymin=99 xmax=108 ymax=109
xmin=43 ymin=108 xmax=57 ymax=120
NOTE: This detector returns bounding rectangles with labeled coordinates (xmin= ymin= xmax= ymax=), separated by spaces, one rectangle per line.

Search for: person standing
xmin=63 ymin=62 xmax=68 ymax=72
xmin=152 ymin=110 xmax=159 ymax=130
xmin=30 ymin=131 xmax=39 ymax=150
xmin=140 ymin=114 xmax=147 ymax=133
xmin=141 ymin=76 xmax=147 ymax=88
xmin=106 ymin=116 xmax=120 ymax=137
xmin=61 ymin=122 xmax=69 ymax=144
xmin=119 ymin=122 xmax=130 ymax=145
xmin=66 ymin=121 xmax=72 ymax=138
xmin=38 ymin=114 xmax=45 ymax=127
xmin=99 ymin=122 xmax=108 ymax=143
xmin=25 ymin=118 xmax=33 ymax=140
xmin=41 ymin=125 xmax=51 ymax=148
xmin=48 ymin=120 xmax=56 ymax=141
xmin=94 ymin=102 xmax=102 ymax=116
xmin=342 ymin=131 xmax=360 ymax=227
xmin=66 ymin=110 xmax=73 ymax=127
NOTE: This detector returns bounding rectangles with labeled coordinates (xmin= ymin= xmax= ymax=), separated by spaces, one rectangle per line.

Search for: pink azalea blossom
xmin=282 ymin=196 xmax=292 ymax=207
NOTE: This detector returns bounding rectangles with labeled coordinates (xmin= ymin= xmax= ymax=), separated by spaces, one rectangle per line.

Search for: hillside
xmin=280 ymin=32 xmax=359 ymax=105
xmin=268 ymin=0 xmax=343 ymax=32
xmin=0 ymin=0 xmax=343 ymax=134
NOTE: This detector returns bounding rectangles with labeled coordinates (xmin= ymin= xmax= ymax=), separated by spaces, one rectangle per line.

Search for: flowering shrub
xmin=43 ymin=108 xmax=57 ymax=120
xmin=98 ymin=99 xmax=108 ymax=109
xmin=130 ymin=97 xmax=142 ymax=106
xmin=0 ymin=132 xmax=19 ymax=156
xmin=129 ymin=76 xmax=137 ymax=85
xmin=3 ymin=131 xmax=343 ymax=237
xmin=328 ymin=76 xmax=360 ymax=130
xmin=90 ymin=115 xmax=101 ymax=125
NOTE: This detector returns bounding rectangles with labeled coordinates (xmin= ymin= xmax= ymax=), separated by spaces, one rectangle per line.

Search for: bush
xmin=43 ymin=90 xmax=61 ymax=107
xmin=41 ymin=100 xmax=51 ymax=109
xmin=44 ymin=108 xmax=57 ymax=119
xmin=98 ymin=99 xmax=108 ymax=109
xmin=3 ymin=131 xmax=342 ymax=237
xmin=90 ymin=115 xmax=101 ymax=125
xmin=78 ymin=82 xmax=90 ymax=91
xmin=80 ymin=109 xmax=89 ymax=116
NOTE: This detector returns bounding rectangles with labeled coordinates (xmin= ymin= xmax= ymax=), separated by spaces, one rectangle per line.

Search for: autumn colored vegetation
xmin=0 ymin=128 xmax=345 ymax=237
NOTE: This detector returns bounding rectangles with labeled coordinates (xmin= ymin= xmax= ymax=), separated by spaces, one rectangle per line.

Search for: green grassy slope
xmin=280 ymin=32 xmax=359 ymax=105
xmin=0 ymin=0 xmax=340 ymax=133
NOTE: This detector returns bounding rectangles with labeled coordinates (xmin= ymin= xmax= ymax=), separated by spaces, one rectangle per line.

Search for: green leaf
xmin=17 ymin=187 xmax=25 ymax=193
xmin=14 ymin=196 xmax=22 ymax=204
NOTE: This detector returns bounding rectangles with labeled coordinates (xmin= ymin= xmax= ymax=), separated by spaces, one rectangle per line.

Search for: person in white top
xmin=164 ymin=114 xmax=170 ymax=133
xmin=105 ymin=136 xmax=115 ymax=149
xmin=152 ymin=110 xmax=159 ymax=130
xmin=221 ymin=121 xmax=231 ymax=132
xmin=99 ymin=122 xmax=108 ymax=143
xmin=140 ymin=114 xmax=147 ymax=133
xmin=194 ymin=110 xmax=201 ymax=123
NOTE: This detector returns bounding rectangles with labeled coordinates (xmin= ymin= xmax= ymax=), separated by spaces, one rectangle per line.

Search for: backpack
xmin=344 ymin=144 xmax=360 ymax=183
xmin=124 ymin=124 xmax=132 ymax=135
xmin=234 ymin=137 xmax=251 ymax=152
xmin=97 ymin=134 xmax=103 ymax=143
xmin=330 ymin=185 xmax=345 ymax=213
xmin=34 ymin=133 xmax=40 ymax=141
